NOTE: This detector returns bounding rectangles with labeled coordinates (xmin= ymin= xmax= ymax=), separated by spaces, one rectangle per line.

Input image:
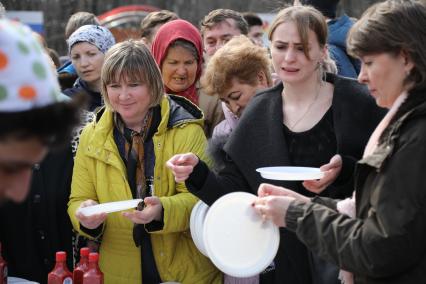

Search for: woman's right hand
xmin=166 ymin=153 xmax=199 ymax=182
xmin=76 ymin=199 xmax=107 ymax=229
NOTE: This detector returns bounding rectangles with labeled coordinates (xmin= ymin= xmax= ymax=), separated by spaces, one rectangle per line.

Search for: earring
xmin=317 ymin=61 xmax=326 ymax=85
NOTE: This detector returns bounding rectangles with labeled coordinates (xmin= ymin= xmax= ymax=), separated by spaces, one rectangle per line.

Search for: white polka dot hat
xmin=0 ymin=18 xmax=62 ymax=112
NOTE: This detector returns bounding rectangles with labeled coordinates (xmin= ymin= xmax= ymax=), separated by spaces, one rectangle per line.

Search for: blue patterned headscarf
xmin=67 ymin=25 xmax=115 ymax=54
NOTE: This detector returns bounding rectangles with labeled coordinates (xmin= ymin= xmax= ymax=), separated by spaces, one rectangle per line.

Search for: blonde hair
xmin=101 ymin=40 xmax=164 ymax=109
xmin=201 ymin=35 xmax=272 ymax=97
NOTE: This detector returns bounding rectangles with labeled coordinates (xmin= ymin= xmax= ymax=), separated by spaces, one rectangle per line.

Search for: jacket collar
xmin=87 ymin=95 xmax=204 ymax=156
xmin=359 ymin=89 xmax=426 ymax=169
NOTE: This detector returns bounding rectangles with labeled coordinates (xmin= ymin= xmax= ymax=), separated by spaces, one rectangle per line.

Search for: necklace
xmin=284 ymin=85 xmax=321 ymax=131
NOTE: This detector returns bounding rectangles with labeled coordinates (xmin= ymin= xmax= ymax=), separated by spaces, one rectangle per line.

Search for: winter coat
xmin=328 ymin=14 xmax=360 ymax=78
xmin=63 ymin=77 xmax=103 ymax=112
xmin=68 ymin=95 xmax=221 ymax=284
xmin=0 ymin=148 xmax=74 ymax=284
xmin=186 ymin=73 xmax=386 ymax=283
xmin=286 ymin=89 xmax=426 ymax=284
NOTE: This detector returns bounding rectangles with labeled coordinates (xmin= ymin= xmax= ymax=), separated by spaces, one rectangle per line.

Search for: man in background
xmin=300 ymin=0 xmax=360 ymax=78
xmin=140 ymin=10 xmax=178 ymax=49
xmin=243 ymin=12 xmax=264 ymax=46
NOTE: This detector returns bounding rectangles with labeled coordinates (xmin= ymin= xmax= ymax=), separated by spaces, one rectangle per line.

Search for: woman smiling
xmin=68 ymin=40 xmax=221 ymax=283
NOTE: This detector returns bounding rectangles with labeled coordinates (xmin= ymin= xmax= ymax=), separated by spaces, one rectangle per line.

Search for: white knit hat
xmin=0 ymin=18 xmax=62 ymax=112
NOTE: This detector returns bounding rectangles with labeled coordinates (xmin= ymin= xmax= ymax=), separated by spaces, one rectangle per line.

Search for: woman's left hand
xmin=122 ymin=196 xmax=163 ymax=224
xmin=303 ymin=154 xmax=342 ymax=194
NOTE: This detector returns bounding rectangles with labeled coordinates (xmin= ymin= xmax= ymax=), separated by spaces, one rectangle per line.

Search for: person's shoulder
xmin=331 ymin=74 xmax=386 ymax=115
xmin=164 ymin=94 xmax=204 ymax=128
xmin=252 ymin=82 xmax=283 ymax=103
xmin=331 ymin=73 xmax=368 ymax=96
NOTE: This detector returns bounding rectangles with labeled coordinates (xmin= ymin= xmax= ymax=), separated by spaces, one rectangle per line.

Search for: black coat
xmin=0 ymin=148 xmax=74 ymax=284
xmin=187 ymin=74 xmax=386 ymax=284
xmin=286 ymin=89 xmax=426 ymax=284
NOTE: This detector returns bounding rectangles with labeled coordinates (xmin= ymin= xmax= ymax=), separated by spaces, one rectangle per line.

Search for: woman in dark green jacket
xmin=253 ymin=1 xmax=426 ymax=283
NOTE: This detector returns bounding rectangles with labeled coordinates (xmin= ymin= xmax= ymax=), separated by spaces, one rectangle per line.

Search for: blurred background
xmin=2 ymin=0 xmax=381 ymax=56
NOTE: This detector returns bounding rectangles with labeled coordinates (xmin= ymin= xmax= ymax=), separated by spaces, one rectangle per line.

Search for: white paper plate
xmin=78 ymin=199 xmax=142 ymax=216
xmin=8 ymin=277 xmax=39 ymax=284
xmin=256 ymin=166 xmax=324 ymax=181
xmin=203 ymin=192 xmax=279 ymax=277
xmin=190 ymin=200 xmax=209 ymax=256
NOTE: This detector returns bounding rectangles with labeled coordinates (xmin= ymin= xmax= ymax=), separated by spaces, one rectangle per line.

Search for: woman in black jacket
xmin=252 ymin=1 xmax=426 ymax=283
xmin=167 ymin=5 xmax=386 ymax=284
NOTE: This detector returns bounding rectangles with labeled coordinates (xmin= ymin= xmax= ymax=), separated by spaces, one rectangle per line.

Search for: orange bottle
xmin=47 ymin=251 xmax=72 ymax=284
xmin=73 ymin=247 xmax=89 ymax=284
xmin=0 ymin=243 xmax=7 ymax=284
xmin=82 ymin=253 xmax=103 ymax=284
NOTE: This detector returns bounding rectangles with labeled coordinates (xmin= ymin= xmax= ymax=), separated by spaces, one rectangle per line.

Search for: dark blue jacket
xmin=63 ymin=78 xmax=103 ymax=112
xmin=328 ymin=14 xmax=361 ymax=78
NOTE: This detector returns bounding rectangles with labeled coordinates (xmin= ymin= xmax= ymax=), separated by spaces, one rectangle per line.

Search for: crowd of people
xmin=1 ymin=0 xmax=426 ymax=283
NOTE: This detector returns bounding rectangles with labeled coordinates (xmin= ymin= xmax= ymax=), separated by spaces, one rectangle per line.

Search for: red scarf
xmin=151 ymin=19 xmax=202 ymax=105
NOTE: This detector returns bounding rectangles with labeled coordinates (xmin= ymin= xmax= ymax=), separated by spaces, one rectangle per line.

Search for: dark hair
xmin=347 ymin=0 xmax=426 ymax=91
xmin=0 ymin=97 xmax=83 ymax=149
xmin=200 ymin=9 xmax=248 ymax=36
xmin=140 ymin=10 xmax=179 ymax=40
xmin=300 ymin=0 xmax=340 ymax=19
xmin=48 ymin=48 xmax=61 ymax=69
xmin=242 ymin=12 xmax=263 ymax=27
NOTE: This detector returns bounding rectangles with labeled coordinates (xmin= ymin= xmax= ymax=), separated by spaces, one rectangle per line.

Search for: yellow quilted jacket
xmin=68 ymin=95 xmax=222 ymax=283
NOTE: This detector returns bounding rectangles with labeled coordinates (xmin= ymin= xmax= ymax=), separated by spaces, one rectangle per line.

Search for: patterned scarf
xmin=114 ymin=110 xmax=153 ymax=199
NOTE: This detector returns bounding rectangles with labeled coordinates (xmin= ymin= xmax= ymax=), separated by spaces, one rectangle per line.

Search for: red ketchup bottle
xmin=73 ymin=247 xmax=90 ymax=284
xmin=82 ymin=253 xmax=103 ymax=284
xmin=0 ymin=242 xmax=7 ymax=284
xmin=47 ymin=251 xmax=72 ymax=284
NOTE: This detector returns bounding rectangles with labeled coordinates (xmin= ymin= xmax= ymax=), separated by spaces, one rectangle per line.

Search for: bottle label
xmin=63 ymin=277 xmax=72 ymax=284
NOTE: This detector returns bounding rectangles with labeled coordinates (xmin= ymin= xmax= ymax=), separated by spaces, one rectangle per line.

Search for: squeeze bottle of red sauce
xmin=82 ymin=253 xmax=103 ymax=284
xmin=47 ymin=251 xmax=72 ymax=284
xmin=73 ymin=247 xmax=90 ymax=284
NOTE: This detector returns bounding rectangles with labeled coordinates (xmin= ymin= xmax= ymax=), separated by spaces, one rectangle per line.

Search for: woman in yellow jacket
xmin=68 ymin=40 xmax=222 ymax=283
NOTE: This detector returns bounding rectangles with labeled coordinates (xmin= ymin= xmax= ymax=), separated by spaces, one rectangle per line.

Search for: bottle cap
xmin=80 ymin=247 xmax=90 ymax=257
xmin=56 ymin=251 xmax=66 ymax=262
xmin=88 ymin=252 xmax=99 ymax=262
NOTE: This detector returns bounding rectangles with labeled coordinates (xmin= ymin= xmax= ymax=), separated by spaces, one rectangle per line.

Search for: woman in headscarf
xmin=63 ymin=24 xmax=115 ymax=111
xmin=151 ymin=19 xmax=224 ymax=137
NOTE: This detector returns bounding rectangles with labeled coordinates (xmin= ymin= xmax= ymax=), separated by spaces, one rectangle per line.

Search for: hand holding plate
xmin=303 ymin=154 xmax=342 ymax=194
xmin=258 ymin=183 xmax=311 ymax=203
xmin=76 ymin=199 xmax=107 ymax=229
xmin=122 ymin=196 xmax=163 ymax=224
xmin=253 ymin=194 xmax=296 ymax=227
